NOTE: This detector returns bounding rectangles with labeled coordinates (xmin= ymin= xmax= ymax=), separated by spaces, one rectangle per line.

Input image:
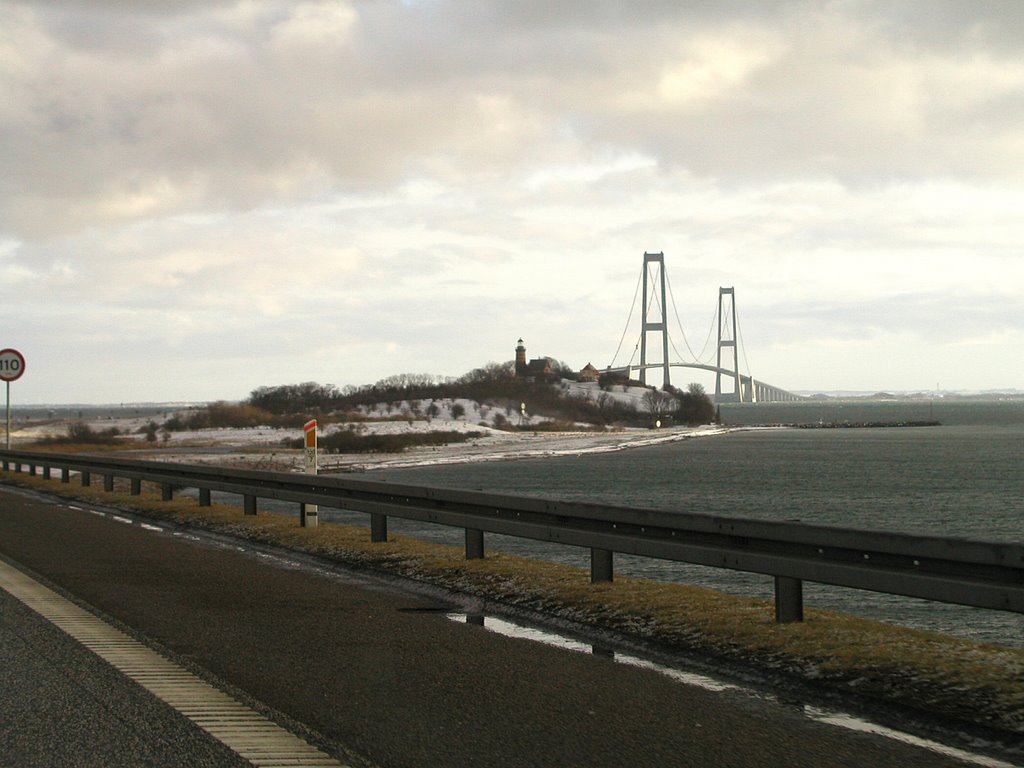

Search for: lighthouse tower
xmin=515 ymin=338 xmax=527 ymax=376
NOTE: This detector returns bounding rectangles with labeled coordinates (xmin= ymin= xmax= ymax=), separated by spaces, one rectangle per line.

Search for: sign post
xmin=300 ymin=419 xmax=318 ymax=527
xmin=0 ymin=349 xmax=25 ymax=449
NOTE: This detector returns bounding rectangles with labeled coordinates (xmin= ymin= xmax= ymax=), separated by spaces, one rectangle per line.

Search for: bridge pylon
xmin=607 ymin=253 xmax=802 ymax=403
xmin=715 ymin=287 xmax=744 ymax=402
xmin=640 ymin=252 xmax=671 ymax=389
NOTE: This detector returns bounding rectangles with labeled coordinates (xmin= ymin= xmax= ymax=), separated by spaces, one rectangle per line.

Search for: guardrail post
xmin=42 ymin=465 xmax=51 ymax=480
xmin=1 ymin=459 xmax=7 ymax=471
xmin=161 ymin=483 xmax=173 ymax=501
xmin=300 ymin=503 xmax=318 ymax=528
xmin=591 ymin=548 xmax=613 ymax=583
xmin=244 ymin=495 xmax=257 ymax=515
xmin=198 ymin=488 xmax=211 ymax=506
xmin=61 ymin=468 xmax=70 ymax=483
xmin=371 ymin=513 xmax=388 ymax=542
xmin=103 ymin=475 xmax=114 ymax=492
xmin=465 ymin=529 xmax=484 ymax=559
xmin=29 ymin=463 xmax=37 ymax=476
xmin=130 ymin=479 xmax=141 ymax=496
xmin=774 ymin=576 xmax=804 ymax=623
xmin=81 ymin=470 xmax=91 ymax=487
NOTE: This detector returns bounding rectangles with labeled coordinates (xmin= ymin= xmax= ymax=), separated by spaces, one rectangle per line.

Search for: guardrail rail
xmin=2 ymin=449 xmax=1022 ymax=624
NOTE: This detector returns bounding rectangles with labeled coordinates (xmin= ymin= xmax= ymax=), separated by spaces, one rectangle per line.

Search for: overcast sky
xmin=2 ymin=1 xmax=1023 ymax=404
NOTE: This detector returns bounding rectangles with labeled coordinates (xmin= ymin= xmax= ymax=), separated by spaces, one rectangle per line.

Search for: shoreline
xmin=8 ymin=406 xmax=953 ymax=476
xmin=8 ymin=415 xmax=754 ymax=473
xmin=325 ymin=424 xmax=745 ymax=472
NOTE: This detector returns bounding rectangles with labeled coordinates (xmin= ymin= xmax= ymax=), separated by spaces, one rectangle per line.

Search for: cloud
xmin=6 ymin=1 xmax=1022 ymax=237
xmin=2 ymin=1 xmax=1023 ymax=400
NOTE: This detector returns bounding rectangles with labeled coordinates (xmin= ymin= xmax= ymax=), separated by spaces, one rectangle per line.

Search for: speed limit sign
xmin=2 ymin=348 xmax=24 ymax=448
xmin=0 ymin=349 xmax=25 ymax=382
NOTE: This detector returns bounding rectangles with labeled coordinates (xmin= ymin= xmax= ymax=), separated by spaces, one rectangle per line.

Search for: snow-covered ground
xmin=325 ymin=423 xmax=731 ymax=472
xmin=9 ymin=387 xmax=732 ymax=473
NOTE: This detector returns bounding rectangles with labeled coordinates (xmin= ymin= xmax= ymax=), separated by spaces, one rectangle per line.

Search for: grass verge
xmin=2 ymin=469 xmax=1022 ymax=738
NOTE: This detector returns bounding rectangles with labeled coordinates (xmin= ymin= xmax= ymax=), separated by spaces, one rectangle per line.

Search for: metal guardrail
xmin=2 ymin=449 xmax=1022 ymax=624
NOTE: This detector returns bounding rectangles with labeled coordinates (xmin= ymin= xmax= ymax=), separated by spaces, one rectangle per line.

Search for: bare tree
xmin=642 ymin=388 xmax=674 ymax=424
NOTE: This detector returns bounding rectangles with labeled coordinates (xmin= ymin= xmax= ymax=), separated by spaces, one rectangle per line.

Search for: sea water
xmin=362 ymin=399 xmax=1024 ymax=647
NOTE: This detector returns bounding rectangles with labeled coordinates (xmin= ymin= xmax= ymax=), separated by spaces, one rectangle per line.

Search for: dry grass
xmin=2 ymin=468 xmax=1022 ymax=735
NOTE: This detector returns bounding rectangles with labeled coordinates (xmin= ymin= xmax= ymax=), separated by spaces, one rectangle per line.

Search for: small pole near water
xmin=1 ymin=349 xmax=27 ymax=449
xmin=300 ymin=419 xmax=318 ymax=527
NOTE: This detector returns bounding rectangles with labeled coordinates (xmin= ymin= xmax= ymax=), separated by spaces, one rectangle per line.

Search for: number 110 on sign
xmin=0 ymin=349 xmax=25 ymax=382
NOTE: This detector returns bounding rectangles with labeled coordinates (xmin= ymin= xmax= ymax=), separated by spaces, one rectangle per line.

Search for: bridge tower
xmin=715 ymin=287 xmax=744 ymax=402
xmin=639 ymin=252 xmax=671 ymax=388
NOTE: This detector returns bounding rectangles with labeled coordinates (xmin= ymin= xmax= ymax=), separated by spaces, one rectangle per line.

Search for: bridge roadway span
xmin=0 ymin=488 xmax=978 ymax=768
xmin=605 ymin=362 xmax=803 ymax=403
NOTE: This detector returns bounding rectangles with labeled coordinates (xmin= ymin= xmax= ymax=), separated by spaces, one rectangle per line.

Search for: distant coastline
xmin=784 ymin=420 xmax=941 ymax=429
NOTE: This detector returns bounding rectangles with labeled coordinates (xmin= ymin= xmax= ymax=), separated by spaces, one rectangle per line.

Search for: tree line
xmin=243 ymin=364 xmax=717 ymax=428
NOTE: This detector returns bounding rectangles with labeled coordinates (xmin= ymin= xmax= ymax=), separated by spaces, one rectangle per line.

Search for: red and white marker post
xmin=300 ymin=419 xmax=318 ymax=527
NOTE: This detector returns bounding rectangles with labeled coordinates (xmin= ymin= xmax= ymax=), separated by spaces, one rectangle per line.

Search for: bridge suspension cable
xmin=609 ymin=267 xmax=643 ymax=369
xmin=664 ymin=268 xmax=721 ymax=366
xmin=627 ymin=338 xmax=641 ymax=368
xmin=664 ymin=268 xmax=698 ymax=362
xmin=695 ymin=302 xmax=720 ymax=365
xmin=735 ymin=302 xmax=754 ymax=394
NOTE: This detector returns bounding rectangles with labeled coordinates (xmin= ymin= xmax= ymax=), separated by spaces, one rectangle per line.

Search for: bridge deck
xmin=604 ymin=362 xmax=803 ymax=402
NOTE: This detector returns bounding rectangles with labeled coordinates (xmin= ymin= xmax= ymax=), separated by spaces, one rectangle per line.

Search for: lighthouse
xmin=515 ymin=338 xmax=527 ymax=376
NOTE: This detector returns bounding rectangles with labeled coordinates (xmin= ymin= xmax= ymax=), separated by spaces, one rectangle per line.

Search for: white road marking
xmin=803 ymin=708 xmax=1018 ymax=768
xmin=255 ymin=552 xmax=302 ymax=568
xmin=0 ymin=559 xmax=348 ymax=768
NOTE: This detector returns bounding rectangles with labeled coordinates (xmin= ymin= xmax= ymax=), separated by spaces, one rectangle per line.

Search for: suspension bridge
xmin=606 ymin=252 xmax=803 ymax=403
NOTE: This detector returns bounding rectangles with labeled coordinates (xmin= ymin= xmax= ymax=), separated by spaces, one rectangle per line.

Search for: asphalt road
xmin=0 ymin=589 xmax=252 ymax=768
xmin=0 ymin=486 xmax=993 ymax=768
